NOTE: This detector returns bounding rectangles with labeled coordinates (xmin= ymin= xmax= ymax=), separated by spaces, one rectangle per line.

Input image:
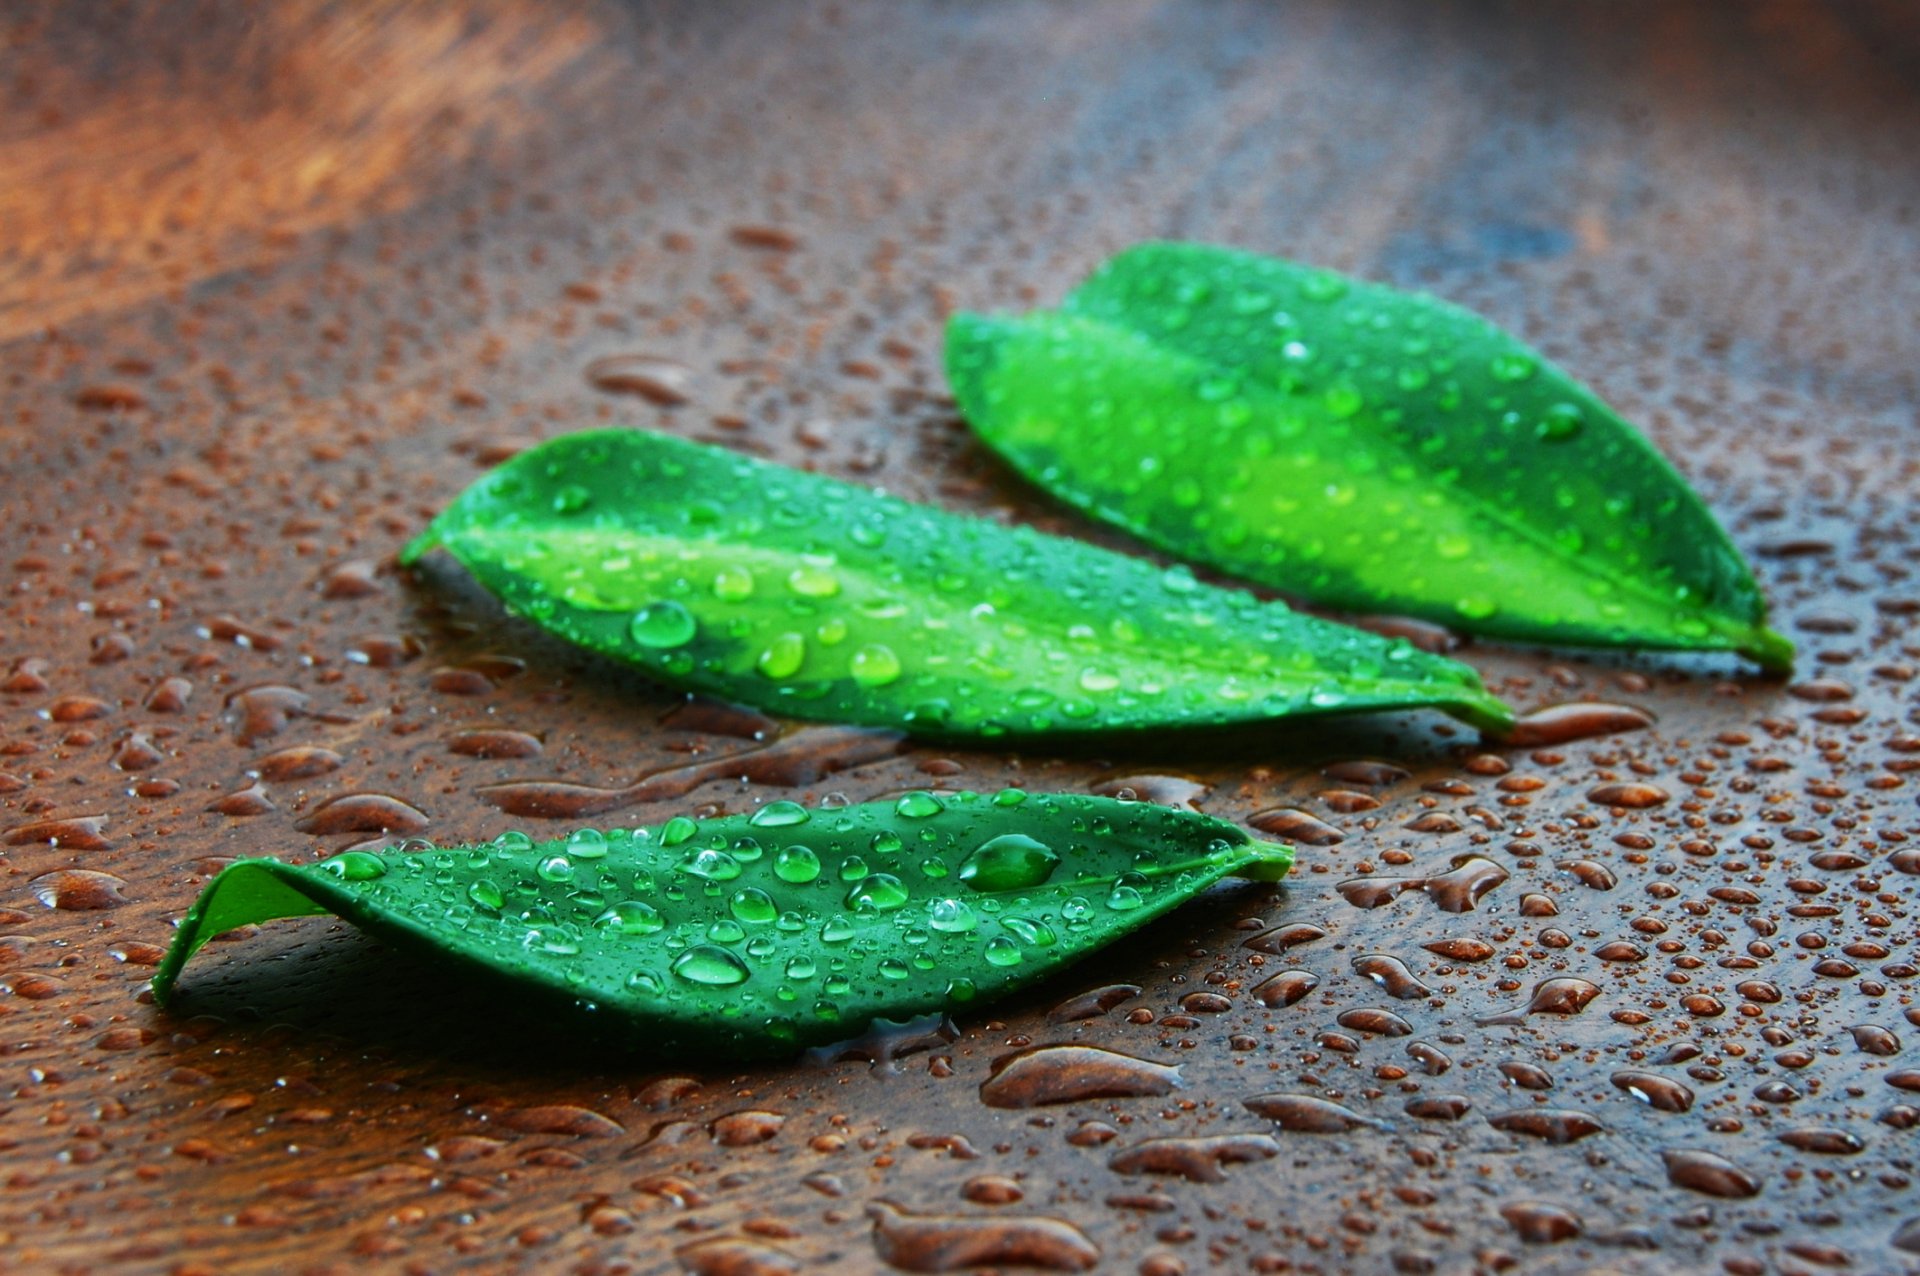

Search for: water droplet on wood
xmin=866 ymin=1201 xmax=1098 ymax=1272
xmin=980 ymin=1046 xmax=1181 ymax=1108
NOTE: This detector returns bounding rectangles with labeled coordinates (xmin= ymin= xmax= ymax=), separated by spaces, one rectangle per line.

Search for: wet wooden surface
xmin=4 ymin=1 xmax=1920 ymax=1271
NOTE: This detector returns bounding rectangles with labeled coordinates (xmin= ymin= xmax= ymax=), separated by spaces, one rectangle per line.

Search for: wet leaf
xmin=946 ymin=242 xmax=1792 ymax=671
xmin=399 ymin=429 xmax=1511 ymax=736
xmin=151 ymin=793 xmax=1291 ymax=1057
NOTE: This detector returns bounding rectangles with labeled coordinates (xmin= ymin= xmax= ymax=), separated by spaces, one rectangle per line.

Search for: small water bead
xmin=756 ymin=633 xmax=806 ymax=680
xmin=468 ymin=879 xmax=505 ymax=910
xmin=851 ymin=644 xmax=903 ymax=687
xmin=993 ymin=787 xmax=1028 ymax=807
xmin=729 ymin=836 xmax=764 ymax=863
xmin=1002 ymin=916 xmax=1057 ymax=947
xmin=919 ymin=857 xmax=949 ymax=879
xmin=536 ymin=855 xmax=574 ymax=883
xmin=1106 ymin=882 xmax=1145 ymax=911
xmin=627 ymin=970 xmax=664 ymax=995
xmin=820 ymin=915 xmax=856 ymax=944
xmin=323 ymin=851 xmax=388 ymax=881
xmin=984 ymin=937 xmax=1024 ymax=967
xmin=1490 ymin=352 xmax=1537 ymax=382
xmin=534 ymin=925 xmax=582 ymax=955
xmin=671 ymin=945 xmax=750 ymax=987
xmin=1079 ymin=667 xmax=1121 ymax=693
xmin=1536 ymin=402 xmax=1585 ymax=441
xmin=895 ymin=791 xmax=944 ymax=819
xmin=681 ymin=848 xmax=742 ymax=881
xmin=749 ymin=801 xmax=809 ymax=828
xmin=712 ymin=565 xmax=755 ymax=601
xmin=660 ymin=817 xmax=697 ymax=847
xmin=595 ymin=899 xmax=664 ymax=935
xmin=629 ymin=601 xmax=697 ymax=649
xmin=879 ymin=959 xmax=911 ymax=981
xmin=846 ymin=873 xmax=909 ymax=912
xmin=870 ymin=829 xmax=905 ymax=855
xmin=929 ymin=898 xmax=979 ymax=933
xmin=493 ymin=830 xmax=534 ymax=854
xmin=776 ymin=910 xmax=806 ymax=932
xmin=786 ymin=564 xmax=841 ymax=598
xmin=1323 ymin=382 xmax=1364 ymax=418
xmin=1301 ymin=271 xmax=1348 ymax=301
xmin=774 ymin=845 xmax=822 ymax=883
xmin=565 ymin=828 xmax=609 ymax=859
xmin=729 ymin=888 xmax=778 ymax=924
xmin=786 ymin=955 xmax=816 ymax=980
xmin=839 ymin=855 xmax=871 ymax=882
xmin=959 ymin=834 xmax=1061 ymax=891
xmin=707 ymin=920 xmax=746 ymax=943
xmin=551 ymin=483 xmax=592 ymax=513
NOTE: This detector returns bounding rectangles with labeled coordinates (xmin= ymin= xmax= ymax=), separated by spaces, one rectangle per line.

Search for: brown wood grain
xmin=2 ymin=1 xmax=1919 ymax=1272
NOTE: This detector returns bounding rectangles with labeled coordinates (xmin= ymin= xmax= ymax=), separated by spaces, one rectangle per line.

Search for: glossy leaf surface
xmin=399 ymin=429 xmax=1512 ymax=735
xmin=947 ymin=242 xmax=1791 ymax=670
xmin=152 ymin=792 xmax=1292 ymax=1057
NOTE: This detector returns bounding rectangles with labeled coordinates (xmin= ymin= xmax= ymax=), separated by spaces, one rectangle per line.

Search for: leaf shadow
xmin=152 ymin=876 xmax=1288 ymax=1084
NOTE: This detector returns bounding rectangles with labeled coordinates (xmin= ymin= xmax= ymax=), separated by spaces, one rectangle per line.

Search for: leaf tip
xmin=1453 ymin=689 xmax=1517 ymax=738
xmin=397 ymin=525 xmax=441 ymax=568
xmin=1237 ymin=840 xmax=1295 ymax=883
xmin=1744 ymin=626 xmax=1795 ymax=676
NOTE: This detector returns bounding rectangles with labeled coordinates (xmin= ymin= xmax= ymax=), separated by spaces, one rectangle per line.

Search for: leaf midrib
xmin=439 ymin=511 xmax=1488 ymax=711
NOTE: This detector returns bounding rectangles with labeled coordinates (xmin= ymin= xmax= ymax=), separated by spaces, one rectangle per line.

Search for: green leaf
xmin=946 ymin=241 xmax=1792 ymax=672
xmin=399 ymin=429 xmax=1512 ymax=736
xmin=152 ymin=792 xmax=1292 ymax=1058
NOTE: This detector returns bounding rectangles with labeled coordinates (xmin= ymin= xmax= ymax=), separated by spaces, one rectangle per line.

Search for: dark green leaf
xmin=152 ymin=792 xmax=1291 ymax=1057
xmin=399 ymin=429 xmax=1512 ymax=735
xmin=946 ymin=242 xmax=1791 ymax=671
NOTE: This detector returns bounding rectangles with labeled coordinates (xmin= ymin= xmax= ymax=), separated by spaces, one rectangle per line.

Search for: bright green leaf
xmin=398 ymin=429 xmax=1512 ymax=736
xmin=152 ymin=793 xmax=1292 ymax=1058
xmin=946 ymin=242 xmax=1791 ymax=672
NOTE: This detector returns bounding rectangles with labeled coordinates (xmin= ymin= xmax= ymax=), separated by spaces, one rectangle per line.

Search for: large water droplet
xmin=681 ymin=848 xmax=742 ymax=881
xmin=894 ymin=791 xmax=944 ymax=819
xmin=321 ymin=851 xmax=388 ymax=881
xmin=595 ymin=899 xmax=664 ymax=935
xmin=959 ymin=834 xmax=1060 ymax=891
xmin=845 ymin=873 xmax=908 ymax=911
xmin=984 ymin=937 xmax=1024 ymax=967
xmin=671 ymin=945 xmax=751 ymax=987
xmin=928 ymin=898 xmax=979 ymax=933
xmin=750 ymin=800 xmax=809 ymax=828
xmin=786 ymin=564 xmax=841 ymax=598
xmin=712 ymin=565 xmax=755 ymax=601
xmin=629 ymin=601 xmax=697 ymax=649
xmin=566 ymin=828 xmax=609 ymax=859
xmin=774 ymin=845 xmax=821 ymax=883
xmin=757 ymin=632 xmax=806 ymax=680
xmin=729 ymin=888 xmax=777 ymax=924
xmin=851 ymin=644 xmax=903 ymax=687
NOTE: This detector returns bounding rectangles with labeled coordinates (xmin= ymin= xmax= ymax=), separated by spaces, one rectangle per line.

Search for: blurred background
xmin=3 ymin=2 xmax=1918 ymax=1271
